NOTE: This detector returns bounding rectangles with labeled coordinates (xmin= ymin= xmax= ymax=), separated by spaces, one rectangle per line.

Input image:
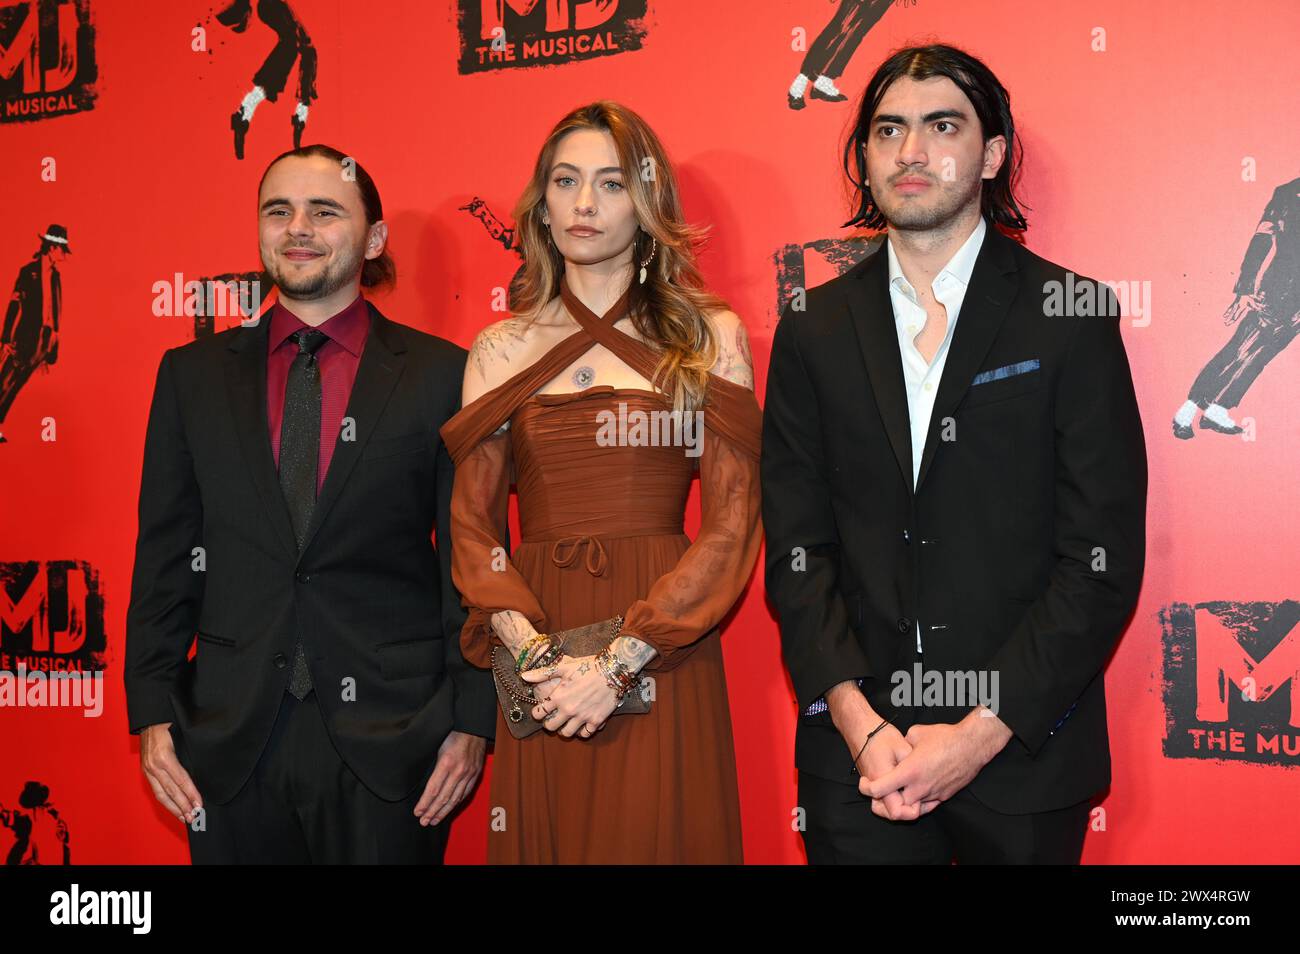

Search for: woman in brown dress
xmin=439 ymin=101 xmax=762 ymax=863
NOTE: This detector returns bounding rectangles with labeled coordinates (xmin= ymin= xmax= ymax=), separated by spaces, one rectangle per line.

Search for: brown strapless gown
xmin=439 ymin=278 xmax=763 ymax=864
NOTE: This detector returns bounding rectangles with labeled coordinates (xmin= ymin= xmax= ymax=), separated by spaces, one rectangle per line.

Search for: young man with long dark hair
xmin=763 ymin=44 xmax=1147 ymax=863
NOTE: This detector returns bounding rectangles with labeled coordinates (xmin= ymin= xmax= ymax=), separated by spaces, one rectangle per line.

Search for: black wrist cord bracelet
xmin=852 ymin=718 xmax=891 ymax=776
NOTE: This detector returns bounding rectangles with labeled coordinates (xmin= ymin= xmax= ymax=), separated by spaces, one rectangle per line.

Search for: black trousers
xmin=800 ymin=0 xmax=890 ymax=79
xmin=0 ymin=355 xmax=39 ymax=422
xmin=252 ymin=0 xmax=318 ymax=105
xmin=175 ymin=690 xmax=447 ymax=864
xmin=1188 ymin=303 xmax=1299 ymax=409
xmin=798 ymin=770 xmax=1092 ymax=864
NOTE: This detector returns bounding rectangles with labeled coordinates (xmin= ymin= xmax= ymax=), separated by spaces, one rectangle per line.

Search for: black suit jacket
xmin=125 ymin=300 xmax=495 ymax=804
xmin=4 ymin=259 xmax=59 ymax=361
xmin=762 ymin=220 xmax=1147 ymax=813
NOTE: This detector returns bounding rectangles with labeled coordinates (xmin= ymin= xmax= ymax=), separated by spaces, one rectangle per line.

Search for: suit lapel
xmin=847 ymin=222 xmax=1021 ymax=497
xmin=224 ymin=300 xmax=408 ymax=564
xmin=915 ymin=225 xmax=1018 ymax=492
xmin=295 ymin=301 xmax=406 ymax=559
xmin=847 ymin=237 xmax=915 ymax=494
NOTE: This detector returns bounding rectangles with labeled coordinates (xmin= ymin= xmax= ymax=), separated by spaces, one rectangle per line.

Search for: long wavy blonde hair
xmin=510 ymin=101 xmax=726 ymax=415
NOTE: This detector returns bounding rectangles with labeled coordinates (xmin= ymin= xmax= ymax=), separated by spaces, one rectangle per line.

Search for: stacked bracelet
xmin=595 ymin=647 xmax=640 ymax=703
xmin=531 ymin=638 xmax=564 ymax=671
xmin=516 ymin=633 xmax=563 ymax=673
xmin=515 ymin=634 xmax=546 ymax=672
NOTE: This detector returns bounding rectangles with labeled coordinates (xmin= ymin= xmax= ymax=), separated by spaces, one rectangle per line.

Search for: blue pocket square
xmin=971 ymin=358 xmax=1040 ymax=387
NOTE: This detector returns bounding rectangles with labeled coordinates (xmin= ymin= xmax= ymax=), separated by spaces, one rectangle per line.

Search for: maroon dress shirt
xmin=266 ymin=293 xmax=370 ymax=495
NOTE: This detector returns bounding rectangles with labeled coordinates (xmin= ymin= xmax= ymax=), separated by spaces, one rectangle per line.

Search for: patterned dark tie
xmin=279 ymin=328 xmax=327 ymax=699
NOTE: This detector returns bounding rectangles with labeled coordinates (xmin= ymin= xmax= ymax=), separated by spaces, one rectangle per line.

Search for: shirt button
xmin=924 ymin=382 xmax=933 ymax=391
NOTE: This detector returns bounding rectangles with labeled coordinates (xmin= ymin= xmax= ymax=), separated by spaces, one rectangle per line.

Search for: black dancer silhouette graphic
xmin=1173 ymin=176 xmax=1300 ymax=439
xmin=216 ymin=0 xmax=318 ymax=160
xmin=788 ymin=0 xmax=893 ymax=110
xmin=0 ymin=225 xmax=68 ymax=444
xmin=0 ymin=782 xmax=71 ymax=865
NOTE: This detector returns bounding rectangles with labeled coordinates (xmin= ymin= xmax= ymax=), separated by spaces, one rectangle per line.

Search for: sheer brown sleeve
xmin=618 ymin=380 xmax=762 ymax=670
xmin=447 ymin=428 xmax=548 ymax=669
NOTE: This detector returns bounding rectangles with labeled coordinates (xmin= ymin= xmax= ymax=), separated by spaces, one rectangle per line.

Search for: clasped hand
xmin=858 ymin=713 xmax=1010 ymax=821
xmin=520 ymin=654 xmax=619 ymax=739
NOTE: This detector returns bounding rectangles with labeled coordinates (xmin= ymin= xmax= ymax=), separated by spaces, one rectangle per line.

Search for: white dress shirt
xmin=885 ymin=214 xmax=987 ymax=650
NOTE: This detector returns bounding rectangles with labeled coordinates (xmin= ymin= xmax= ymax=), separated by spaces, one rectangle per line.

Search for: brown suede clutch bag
xmin=490 ymin=615 xmax=652 ymax=739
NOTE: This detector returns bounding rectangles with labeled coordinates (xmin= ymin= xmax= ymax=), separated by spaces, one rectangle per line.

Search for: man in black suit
xmin=125 ymin=145 xmax=494 ymax=863
xmin=763 ymin=45 xmax=1147 ymax=863
xmin=0 ymin=225 xmax=68 ymax=444
xmin=1171 ymin=174 xmax=1300 ymax=440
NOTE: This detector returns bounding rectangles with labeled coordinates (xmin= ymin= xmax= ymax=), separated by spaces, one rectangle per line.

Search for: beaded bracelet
xmin=516 ymin=633 xmax=563 ymax=673
xmin=515 ymin=633 xmax=548 ymax=673
xmin=529 ymin=637 xmax=564 ymax=672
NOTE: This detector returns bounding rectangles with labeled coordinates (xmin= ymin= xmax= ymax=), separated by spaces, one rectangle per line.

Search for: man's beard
xmin=879 ymin=174 xmax=983 ymax=233
xmin=263 ymin=243 xmax=363 ymax=300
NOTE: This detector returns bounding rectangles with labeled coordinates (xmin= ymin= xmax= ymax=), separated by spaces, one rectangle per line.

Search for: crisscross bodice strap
xmin=440 ymin=276 xmax=761 ymax=465
xmin=558 ymin=281 xmax=762 ymax=459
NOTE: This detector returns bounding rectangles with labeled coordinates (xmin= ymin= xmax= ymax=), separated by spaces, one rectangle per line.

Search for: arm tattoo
xmin=469 ymin=317 xmax=531 ymax=382
xmin=735 ymin=322 xmax=752 ymax=369
xmin=610 ymin=635 xmax=657 ymax=673
xmin=491 ymin=609 xmax=538 ymax=656
xmin=711 ymin=318 xmax=754 ymax=389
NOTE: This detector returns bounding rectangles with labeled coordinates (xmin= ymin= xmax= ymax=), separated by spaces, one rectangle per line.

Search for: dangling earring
xmin=638 ymin=233 xmax=657 ymax=285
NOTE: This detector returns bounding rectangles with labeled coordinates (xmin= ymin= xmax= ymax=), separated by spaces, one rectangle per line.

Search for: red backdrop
xmin=2 ymin=0 xmax=1298 ymax=864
